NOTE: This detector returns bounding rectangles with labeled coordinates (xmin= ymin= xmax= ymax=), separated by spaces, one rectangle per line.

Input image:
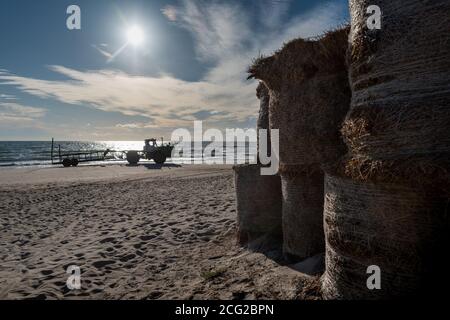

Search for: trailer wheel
xmin=62 ymin=158 xmax=72 ymax=167
xmin=153 ymin=151 xmax=167 ymax=164
xmin=71 ymin=159 xmax=79 ymax=167
xmin=126 ymin=151 xmax=140 ymax=165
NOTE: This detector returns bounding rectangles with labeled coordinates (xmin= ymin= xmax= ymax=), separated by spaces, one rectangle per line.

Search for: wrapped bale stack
xmin=322 ymin=0 xmax=450 ymax=299
xmin=234 ymin=83 xmax=282 ymax=247
xmin=248 ymin=27 xmax=351 ymax=261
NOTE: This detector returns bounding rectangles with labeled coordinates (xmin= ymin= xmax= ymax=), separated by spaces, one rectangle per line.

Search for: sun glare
xmin=126 ymin=26 xmax=145 ymax=47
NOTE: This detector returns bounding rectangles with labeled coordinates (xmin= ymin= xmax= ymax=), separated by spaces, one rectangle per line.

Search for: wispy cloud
xmin=161 ymin=5 xmax=178 ymax=22
xmin=0 ymin=93 xmax=16 ymax=100
xmin=0 ymin=102 xmax=46 ymax=124
xmin=92 ymin=44 xmax=113 ymax=59
xmin=0 ymin=0 xmax=346 ymax=134
xmin=0 ymin=66 xmax=255 ymax=127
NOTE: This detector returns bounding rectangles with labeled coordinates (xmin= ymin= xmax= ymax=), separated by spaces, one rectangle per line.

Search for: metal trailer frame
xmin=50 ymin=138 xmax=175 ymax=167
xmin=50 ymin=138 xmax=114 ymax=166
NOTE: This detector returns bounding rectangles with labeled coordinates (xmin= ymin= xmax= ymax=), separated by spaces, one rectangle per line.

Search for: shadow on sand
xmin=245 ymin=237 xmax=325 ymax=276
xmin=125 ymin=163 xmax=182 ymax=170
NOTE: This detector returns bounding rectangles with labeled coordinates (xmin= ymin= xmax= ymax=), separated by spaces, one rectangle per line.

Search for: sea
xmin=0 ymin=141 xmax=257 ymax=168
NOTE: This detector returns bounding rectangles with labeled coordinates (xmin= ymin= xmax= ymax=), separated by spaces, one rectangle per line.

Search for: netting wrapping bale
xmin=280 ymin=165 xmax=325 ymax=262
xmin=234 ymin=164 xmax=282 ymax=245
xmin=342 ymin=0 xmax=450 ymax=185
xmin=248 ymin=27 xmax=351 ymax=169
xmin=256 ymin=82 xmax=271 ymax=155
xmin=322 ymin=174 xmax=449 ymax=299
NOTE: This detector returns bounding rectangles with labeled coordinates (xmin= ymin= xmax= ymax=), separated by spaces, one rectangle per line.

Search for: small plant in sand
xmin=201 ymin=268 xmax=227 ymax=281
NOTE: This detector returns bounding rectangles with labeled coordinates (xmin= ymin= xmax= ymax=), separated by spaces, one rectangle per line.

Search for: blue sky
xmin=0 ymin=0 xmax=349 ymax=140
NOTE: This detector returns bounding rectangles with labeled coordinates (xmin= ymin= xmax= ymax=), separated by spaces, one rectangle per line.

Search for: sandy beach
xmin=0 ymin=164 xmax=319 ymax=300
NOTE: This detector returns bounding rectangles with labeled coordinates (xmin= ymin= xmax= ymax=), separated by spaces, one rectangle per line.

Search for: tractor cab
xmin=143 ymin=138 xmax=157 ymax=154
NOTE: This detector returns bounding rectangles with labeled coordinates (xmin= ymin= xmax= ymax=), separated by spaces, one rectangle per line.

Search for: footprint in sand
xmin=41 ymin=270 xmax=53 ymax=276
xmin=92 ymin=260 xmax=115 ymax=269
xmin=119 ymin=254 xmax=136 ymax=262
xmin=140 ymin=235 xmax=156 ymax=241
xmin=100 ymin=238 xmax=116 ymax=244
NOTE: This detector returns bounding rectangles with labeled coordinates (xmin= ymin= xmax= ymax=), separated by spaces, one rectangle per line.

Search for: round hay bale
xmin=342 ymin=0 xmax=450 ymax=184
xmin=256 ymin=82 xmax=271 ymax=155
xmin=248 ymin=27 xmax=351 ymax=169
xmin=280 ymin=165 xmax=325 ymax=262
xmin=322 ymin=174 xmax=449 ymax=299
xmin=256 ymin=82 xmax=270 ymax=132
xmin=233 ymin=164 xmax=282 ymax=245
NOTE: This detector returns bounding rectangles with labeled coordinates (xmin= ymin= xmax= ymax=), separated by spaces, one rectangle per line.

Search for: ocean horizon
xmin=0 ymin=140 xmax=257 ymax=168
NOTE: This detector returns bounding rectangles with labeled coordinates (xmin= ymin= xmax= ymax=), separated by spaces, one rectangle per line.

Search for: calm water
xmin=0 ymin=141 xmax=257 ymax=168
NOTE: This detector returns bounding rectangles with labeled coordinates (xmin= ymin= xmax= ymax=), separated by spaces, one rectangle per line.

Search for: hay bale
xmin=342 ymin=0 xmax=450 ymax=184
xmin=256 ymin=82 xmax=271 ymax=155
xmin=256 ymin=82 xmax=270 ymax=132
xmin=234 ymin=164 xmax=282 ymax=245
xmin=248 ymin=27 xmax=351 ymax=169
xmin=322 ymin=174 xmax=448 ymax=299
xmin=280 ymin=165 xmax=325 ymax=262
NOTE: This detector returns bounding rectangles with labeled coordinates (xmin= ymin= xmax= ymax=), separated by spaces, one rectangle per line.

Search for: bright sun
xmin=127 ymin=26 xmax=145 ymax=47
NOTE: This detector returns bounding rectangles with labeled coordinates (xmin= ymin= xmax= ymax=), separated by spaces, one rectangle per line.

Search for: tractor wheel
xmin=126 ymin=151 xmax=140 ymax=165
xmin=62 ymin=158 xmax=72 ymax=167
xmin=153 ymin=151 xmax=167 ymax=164
xmin=71 ymin=159 xmax=79 ymax=167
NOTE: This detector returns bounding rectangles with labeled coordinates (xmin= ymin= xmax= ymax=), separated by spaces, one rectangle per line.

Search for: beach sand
xmin=0 ymin=164 xmax=319 ymax=300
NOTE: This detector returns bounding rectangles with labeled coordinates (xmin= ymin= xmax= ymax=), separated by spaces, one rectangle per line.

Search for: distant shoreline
xmin=0 ymin=140 xmax=257 ymax=169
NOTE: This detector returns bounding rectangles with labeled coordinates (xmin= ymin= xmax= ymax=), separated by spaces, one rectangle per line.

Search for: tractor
xmin=126 ymin=138 xmax=174 ymax=165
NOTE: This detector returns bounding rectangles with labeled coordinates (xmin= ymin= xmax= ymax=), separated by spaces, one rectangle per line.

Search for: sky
xmin=0 ymin=0 xmax=349 ymax=141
